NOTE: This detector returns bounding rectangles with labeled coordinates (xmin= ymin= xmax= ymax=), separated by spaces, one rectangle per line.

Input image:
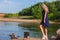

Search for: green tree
xmin=18 ymin=1 xmax=60 ymax=21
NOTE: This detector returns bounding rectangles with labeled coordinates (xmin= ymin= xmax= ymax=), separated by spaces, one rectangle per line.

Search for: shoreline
xmin=0 ymin=18 xmax=60 ymax=24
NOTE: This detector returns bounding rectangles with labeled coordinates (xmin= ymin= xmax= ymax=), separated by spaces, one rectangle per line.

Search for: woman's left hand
xmin=44 ymin=20 xmax=46 ymax=23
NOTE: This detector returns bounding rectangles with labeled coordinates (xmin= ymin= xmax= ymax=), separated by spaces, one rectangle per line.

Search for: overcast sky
xmin=0 ymin=0 xmax=55 ymax=13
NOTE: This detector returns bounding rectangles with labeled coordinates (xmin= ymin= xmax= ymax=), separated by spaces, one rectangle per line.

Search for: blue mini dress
xmin=40 ymin=10 xmax=50 ymax=27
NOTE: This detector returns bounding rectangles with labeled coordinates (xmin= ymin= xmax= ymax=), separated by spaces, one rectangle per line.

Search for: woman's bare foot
xmin=42 ymin=35 xmax=48 ymax=40
xmin=45 ymin=36 xmax=48 ymax=40
xmin=42 ymin=35 xmax=46 ymax=40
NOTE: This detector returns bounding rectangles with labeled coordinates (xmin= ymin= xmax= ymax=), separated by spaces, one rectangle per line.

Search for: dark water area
xmin=0 ymin=22 xmax=60 ymax=40
xmin=18 ymin=22 xmax=60 ymax=38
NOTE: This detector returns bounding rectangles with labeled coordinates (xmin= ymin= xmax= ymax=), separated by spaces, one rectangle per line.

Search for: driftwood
xmin=24 ymin=32 xmax=29 ymax=38
xmin=9 ymin=33 xmax=17 ymax=39
xmin=9 ymin=29 xmax=60 ymax=40
xmin=9 ymin=32 xmax=41 ymax=40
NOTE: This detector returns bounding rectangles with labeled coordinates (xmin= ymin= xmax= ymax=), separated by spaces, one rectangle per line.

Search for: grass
xmin=18 ymin=16 xmax=34 ymax=19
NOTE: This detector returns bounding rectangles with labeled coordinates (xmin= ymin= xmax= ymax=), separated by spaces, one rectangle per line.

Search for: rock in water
xmin=56 ymin=29 xmax=60 ymax=35
xmin=55 ymin=29 xmax=60 ymax=40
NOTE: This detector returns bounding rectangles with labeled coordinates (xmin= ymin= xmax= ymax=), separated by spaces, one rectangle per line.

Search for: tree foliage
xmin=19 ymin=1 xmax=60 ymax=21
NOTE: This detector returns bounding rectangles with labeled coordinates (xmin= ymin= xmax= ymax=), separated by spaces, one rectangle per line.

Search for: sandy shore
xmin=0 ymin=18 xmax=60 ymax=24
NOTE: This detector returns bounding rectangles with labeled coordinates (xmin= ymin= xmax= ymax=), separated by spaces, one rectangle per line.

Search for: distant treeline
xmin=4 ymin=13 xmax=19 ymax=18
xmin=4 ymin=1 xmax=60 ymax=21
xmin=18 ymin=1 xmax=60 ymax=21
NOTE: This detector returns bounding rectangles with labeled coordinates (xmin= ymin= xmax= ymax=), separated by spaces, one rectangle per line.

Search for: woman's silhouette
xmin=39 ymin=3 xmax=49 ymax=40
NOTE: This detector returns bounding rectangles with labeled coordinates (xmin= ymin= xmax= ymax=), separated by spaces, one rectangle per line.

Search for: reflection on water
xmin=19 ymin=22 xmax=60 ymax=37
xmin=0 ymin=22 xmax=28 ymax=40
xmin=0 ymin=22 xmax=60 ymax=40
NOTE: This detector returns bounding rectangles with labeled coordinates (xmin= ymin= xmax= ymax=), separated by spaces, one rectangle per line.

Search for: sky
xmin=0 ymin=0 xmax=56 ymax=13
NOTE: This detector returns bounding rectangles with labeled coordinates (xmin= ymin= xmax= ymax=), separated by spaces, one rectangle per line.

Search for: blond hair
xmin=41 ymin=3 xmax=49 ymax=12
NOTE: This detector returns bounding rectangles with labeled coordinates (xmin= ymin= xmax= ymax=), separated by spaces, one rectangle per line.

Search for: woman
xmin=39 ymin=3 xmax=49 ymax=40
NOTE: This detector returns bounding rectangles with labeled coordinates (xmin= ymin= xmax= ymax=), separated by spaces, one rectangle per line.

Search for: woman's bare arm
xmin=44 ymin=11 xmax=48 ymax=23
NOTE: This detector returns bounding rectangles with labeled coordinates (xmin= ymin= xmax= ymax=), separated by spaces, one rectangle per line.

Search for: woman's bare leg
xmin=44 ymin=27 xmax=48 ymax=40
xmin=45 ymin=28 xmax=48 ymax=36
xmin=43 ymin=27 xmax=48 ymax=36
xmin=39 ymin=25 xmax=45 ymax=39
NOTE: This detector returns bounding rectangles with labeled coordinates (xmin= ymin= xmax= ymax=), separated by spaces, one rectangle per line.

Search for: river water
xmin=0 ymin=22 xmax=60 ymax=40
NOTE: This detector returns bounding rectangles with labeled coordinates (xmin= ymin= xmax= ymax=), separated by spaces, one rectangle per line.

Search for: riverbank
xmin=0 ymin=18 xmax=60 ymax=24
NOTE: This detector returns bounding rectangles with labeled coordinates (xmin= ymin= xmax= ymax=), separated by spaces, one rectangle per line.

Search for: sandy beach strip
xmin=0 ymin=18 xmax=60 ymax=24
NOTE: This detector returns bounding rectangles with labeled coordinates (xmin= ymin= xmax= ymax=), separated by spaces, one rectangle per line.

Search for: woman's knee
xmin=39 ymin=25 xmax=43 ymax=28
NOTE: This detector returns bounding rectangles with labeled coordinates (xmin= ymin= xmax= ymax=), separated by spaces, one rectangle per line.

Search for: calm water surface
xmin=0 ymin=22 xmax=60 ymax=40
